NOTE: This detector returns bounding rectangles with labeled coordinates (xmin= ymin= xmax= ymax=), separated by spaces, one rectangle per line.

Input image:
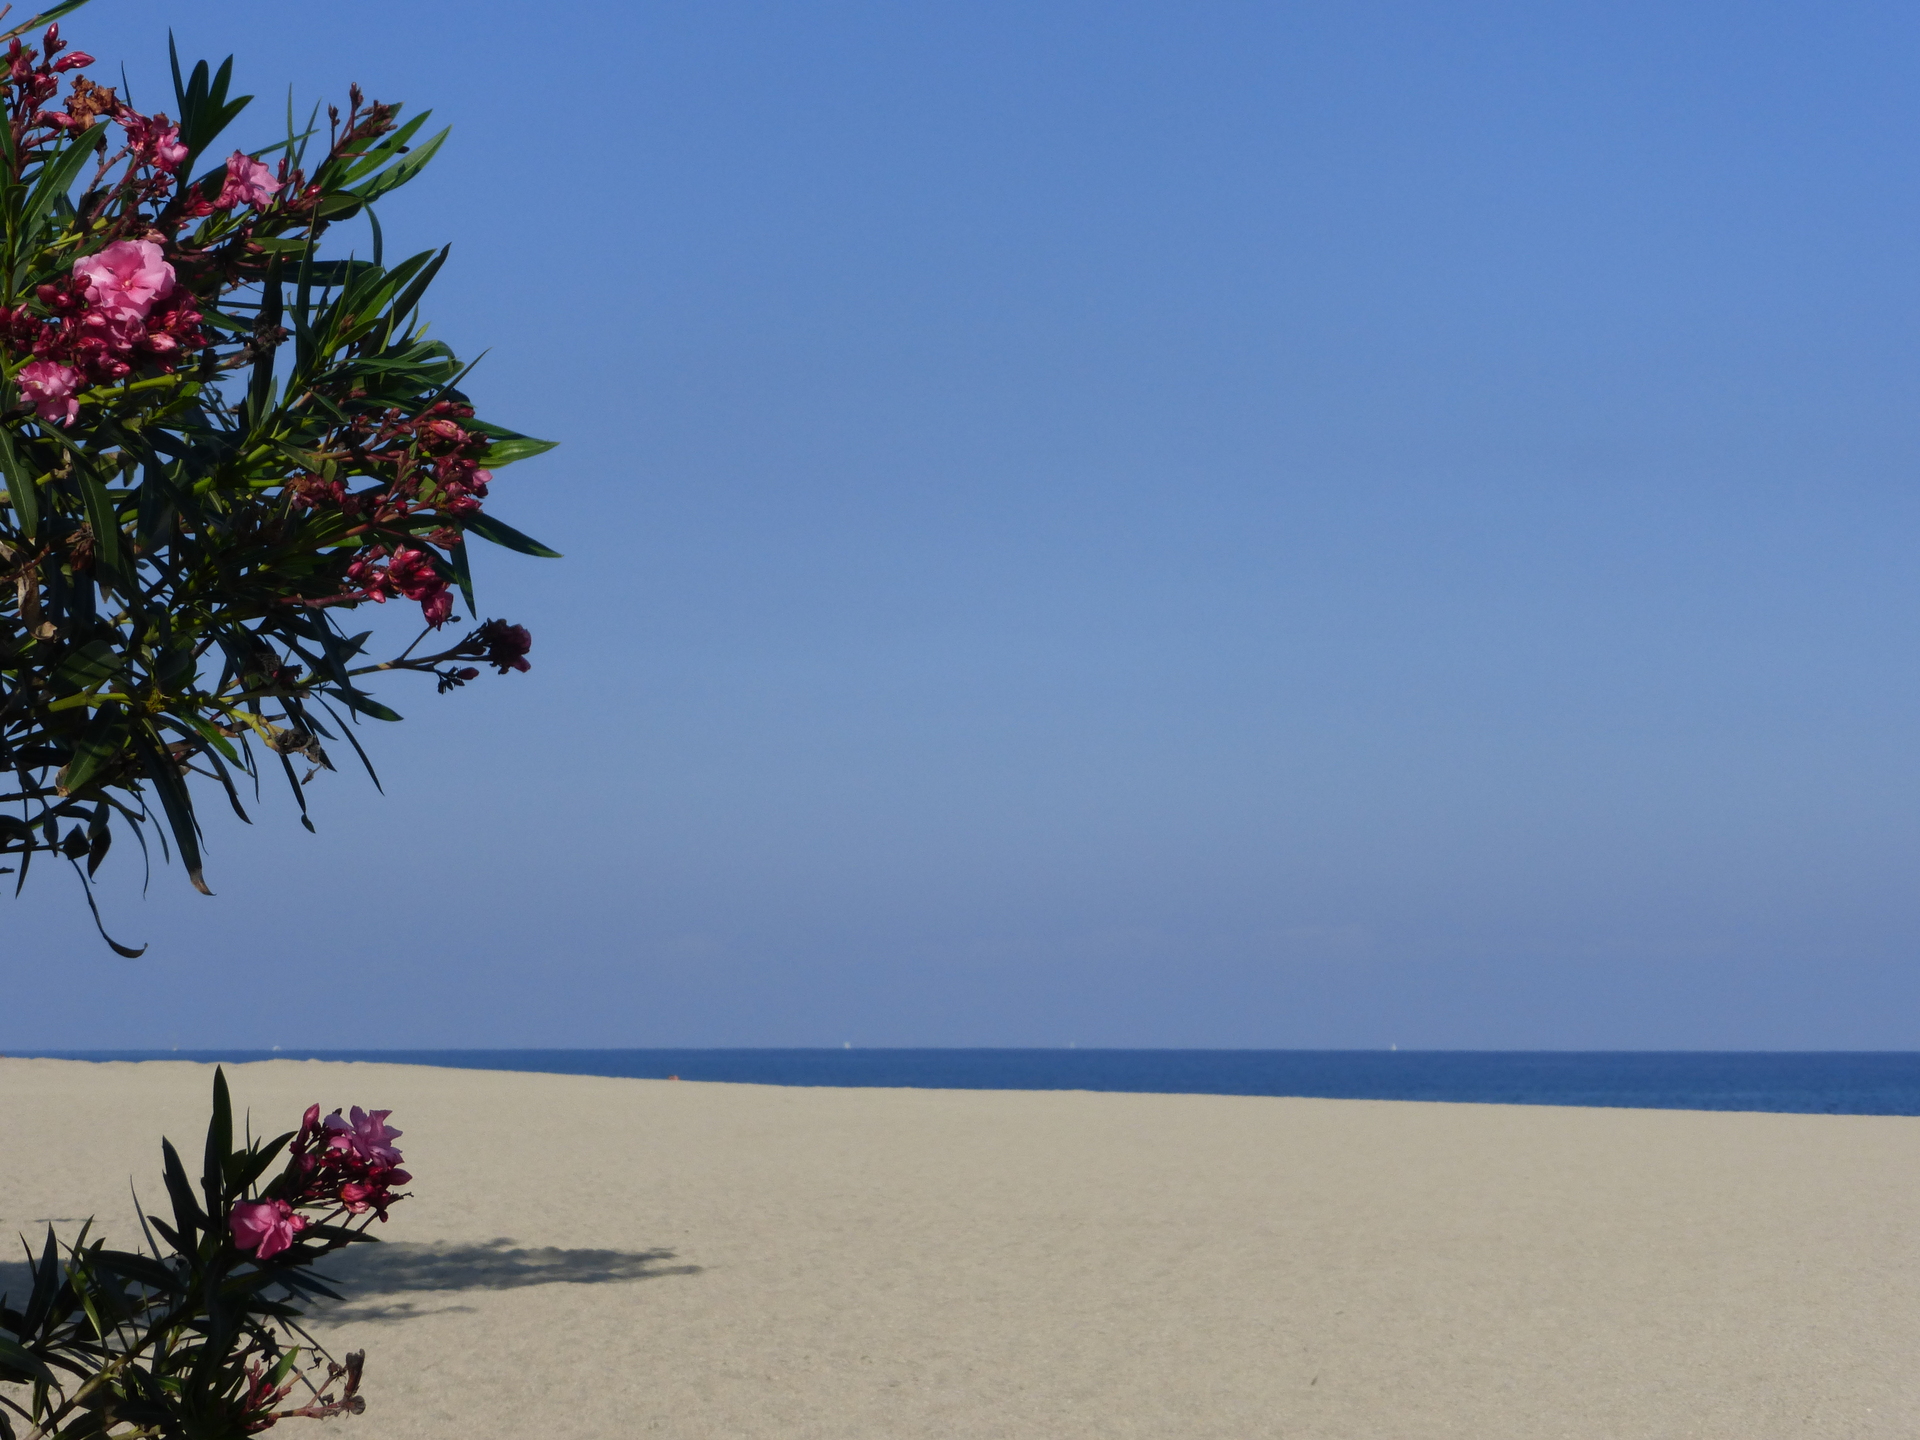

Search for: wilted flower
xmin=477 ymin=619 xmax=532 ymax=673
xmin=242 ymin=1359 xmax=295 ymax=1429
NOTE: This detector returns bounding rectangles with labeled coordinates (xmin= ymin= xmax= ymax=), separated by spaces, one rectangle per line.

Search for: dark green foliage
xmin=0 ymin=1070 xmax=386 ymax=1439
xmin=0 ymin=4 xmax=558 ymax=949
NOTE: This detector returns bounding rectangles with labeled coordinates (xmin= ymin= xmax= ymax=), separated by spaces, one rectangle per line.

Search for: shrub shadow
xmin=309 ymin=1238 xmax=702 ymax=1324
xmin=3 ymin=1238 xmax=701 ymax=1328
xmin=0 ymin=1259 xmax=31 ymax=1307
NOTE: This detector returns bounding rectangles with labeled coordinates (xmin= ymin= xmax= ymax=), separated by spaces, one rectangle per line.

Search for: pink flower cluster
xmin=289 ymin=401 xmax=501 ymax=628
xmin=117 ymin=109 xmax=188 ymax=171
xmin=3 ymin=239 xmax=204 ymax=424
xmin=7 ymin=25 xmax=92 ymax=139
xmin=291 ymin=1103 xmax=411 ymax=1216
xmin=228 ymin=1102 xmax=412 ymax=1260
xmin=11 ymin=28 xmax=196 ymax=208
xmin=346 ymin=545 xmax=455 ymax=627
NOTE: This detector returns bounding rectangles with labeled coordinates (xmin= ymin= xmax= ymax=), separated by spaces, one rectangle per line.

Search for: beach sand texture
xmin=1 ymin=1057 xmax=1916 ymax=1438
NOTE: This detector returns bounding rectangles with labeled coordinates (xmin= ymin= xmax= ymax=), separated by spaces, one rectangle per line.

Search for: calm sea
xmin=14 ymin=1050 xmax=1920 ymax=1115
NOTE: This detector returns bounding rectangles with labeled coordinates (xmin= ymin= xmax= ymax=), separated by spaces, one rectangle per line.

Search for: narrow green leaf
xmin=2 ymin=1 xmax=93 ymax=44
xmin=449 ymin=537 xmax=475 ymax=616
xmin=52 ymin=638 xmax=122 ymax=691
xmin=202 ymin=1067 xmax=233 ymax=1217
xmin=231 ymin=1131 xmax=293 ymax=1195
xmin=326 ymin=685 xmax=402 ymax=722
xmin=0 ymin=425 xmax=38 ymax=538
xmin=159 ymin=1138 xmax=203 ymax=1253
xmin=462 ymin=511 xmax=561 ymax=558
xmin=0 ymin=1332 xmax=53 ymax=1387
xmin=249 ymin=255 xmax=283 ymax=420
xmin=23 ymin=125 xmax=103 ymax=222
xmin=350 ymin=125 xmax=450 ymax=203
xmin=20 ymin=1227 xmax=59 ymax=1337
xmin=60 ymin=702 xmax=127 ymax=794
xmin=476 ymin=434 xmax=558 ymax=468
xmin=136 ymin=729 xmax=209 ymax=894
xmin=74 ymin=462 xmax=123 ymax=578
xmin=385 ymin=244 xmax=448 ymax=326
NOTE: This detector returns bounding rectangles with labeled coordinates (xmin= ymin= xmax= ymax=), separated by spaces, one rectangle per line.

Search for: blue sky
xmin=9 ymin=0 xmax=1920 ymax=1048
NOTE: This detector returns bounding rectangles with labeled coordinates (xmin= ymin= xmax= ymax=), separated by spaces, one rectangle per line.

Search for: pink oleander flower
xmin=323 ymin=1106 xmax=404 ymax=1167
xmin=216 ymin=150 xmax=277 ymax=210
xmin=17 ymin=358 xmax=78 ymax=424
xmin=230 ymin=1198 xmax=307 ymax=1259
xmin=118 ymin=110 xmax=189 ymax=171
xmin=72 ymin=239 xmax=174 ymax=321
xmin=421 ymin=589 xmax=453 ymax=628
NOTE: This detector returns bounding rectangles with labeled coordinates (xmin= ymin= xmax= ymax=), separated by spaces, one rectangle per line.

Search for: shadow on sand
xmin=2 ymin=1237 xmax=701 ymax=1327
xmin=314 ymin=1238 xmax=703 ymax=1323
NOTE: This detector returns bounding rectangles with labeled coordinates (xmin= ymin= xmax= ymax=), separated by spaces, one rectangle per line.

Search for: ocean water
xmin=13 ymin=1049 xmax=1920 ymax=1115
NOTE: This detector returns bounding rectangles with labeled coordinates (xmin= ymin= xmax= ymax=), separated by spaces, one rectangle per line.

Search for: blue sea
xmin=14 ymin=1049 xmax=1920 ymax=1115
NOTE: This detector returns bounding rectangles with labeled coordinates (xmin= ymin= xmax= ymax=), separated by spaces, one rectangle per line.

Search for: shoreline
xmin=6 ymin=1047 xmax=1918 ymax=1116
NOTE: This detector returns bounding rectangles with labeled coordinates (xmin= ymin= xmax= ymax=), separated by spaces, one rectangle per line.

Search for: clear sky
xmin=8 ymin=0 xmax=1920 ymax=1049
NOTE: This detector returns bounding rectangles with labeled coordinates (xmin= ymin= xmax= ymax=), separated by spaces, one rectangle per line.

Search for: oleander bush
xmin=0 ymin=1 xmax=556 ymax=951
xmin=0 ymin=1069 xmax=411 ymax=1438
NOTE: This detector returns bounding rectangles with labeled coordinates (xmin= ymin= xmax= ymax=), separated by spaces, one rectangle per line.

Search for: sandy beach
xmin=2 ymin=1057 xmax=1917 ymax=1437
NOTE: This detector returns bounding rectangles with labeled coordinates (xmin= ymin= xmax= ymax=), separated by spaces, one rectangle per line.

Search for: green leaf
xmin=136 ymin=729 xmax=209 ymax=895
xmin=230 ymin=1131 xmax=294 ymax=1195
xmin=53 ymin=638 xmax=123 ymax=691
xmin=171 ymin=44 xmax=252 ymax=166
xmin=348 ymin=124 xmax=449 ymax=205
xmin=0 ymin=425 xmax=38 ymax=539
xmin=162 ymin=708 xmax=240 ymax=765
xmin=249 ymin=255 xmax=283 ymax=421
xmin=90 ymin=1249 xmax=177 ymax=1291
xmin=0 ymin=1332 xmax=53 ymax=1387
xmin=449 ymin=538 xmax=475 ymax=616
xmin=22 ymin=124 xmax=102 ymax=223
xmin=75 ymin=463 xmax=123 ymax=578
xmin=477 ymin=434 xmax=558 ymax=468
xmin=326 ymin=685 xmax=402 ymax=722
xmin=202 ymin=1067 xmax=233 ymax=1217
xmin=159 ymin=1138 xmax=203 ymax=1253
xmin=5 ymin=1 xmax=95 ymax=41
xmin=335 ymin=110 xmax=432 ymax=185
xmin=462 ymin=511 xmax=561 ymax=558
xmin=60 ymin=702 xmax=128 ymax=794
xmin=20 ymin=1227 xmax=60 ymax=1337
xmin=383 ymin=245 xmax=448 ymax=331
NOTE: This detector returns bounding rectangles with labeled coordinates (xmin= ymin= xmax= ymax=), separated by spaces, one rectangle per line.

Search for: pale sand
xmin=2 ymin=1059 xmax=1918 ymax=1438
